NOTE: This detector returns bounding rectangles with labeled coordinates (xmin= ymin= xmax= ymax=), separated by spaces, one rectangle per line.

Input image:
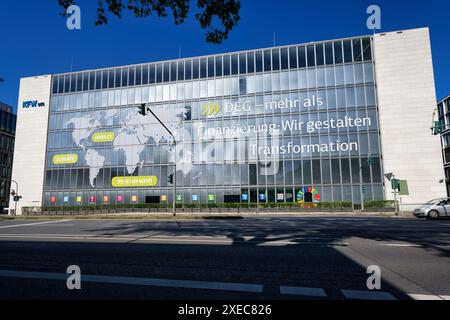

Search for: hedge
xmin=40 ymin=201 xmax=374 ymax=212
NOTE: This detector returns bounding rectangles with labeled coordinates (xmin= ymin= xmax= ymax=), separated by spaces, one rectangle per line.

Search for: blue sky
xmin=0 ymin=0 xmax=449 ymax=111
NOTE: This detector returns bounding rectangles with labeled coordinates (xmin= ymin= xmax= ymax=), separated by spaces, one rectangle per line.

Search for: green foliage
xmin=42 ymin=201 xmax=358 ymax=213
xmin=364 ymin=200 xmax=396 ymax=208
xmin=58 ymin=0 xmax=241 ymax=44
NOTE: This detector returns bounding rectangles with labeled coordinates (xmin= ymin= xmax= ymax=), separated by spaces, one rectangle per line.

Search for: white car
xmin=413 ymin=198 xmax=450 ymax=219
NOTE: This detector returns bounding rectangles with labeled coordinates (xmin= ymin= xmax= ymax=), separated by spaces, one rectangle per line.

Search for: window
xmin=298 ymin=46 xmax=306 ymax=68
xmin=208 ymin=57 xmax=214 ymax=78
xmin=325 ymin=42 xmax=334 ymax=65
xmin=364 ymin=63 xmax=374 ymax=83
xmin=353 ymin=39 xmax=362 ymax=62
xmin=272 ymin=49 xmax=280 ymax=71
xmin=156 ymin=64 xmax=162 ymax=83
xmin=136 ymin=66 xmax=143 ymax=85
xmin=362 ymin=38 xmax=372 ymax=61
xmin=52 ymin=76 xmax=59 ymax=94
xmin=239 ymin=53 xmax=247 ymax=74
xmin=163 ymin=62 xmax=169 ymax=82
xmin=76 ymin=73 xmax=82 ymax=92
xmin=149 ymin=64 xmax=156 ymax=83
xmin=280 ymin=48 xmax=289 ymax=70
xmin=263 ymin=50 xmax=271 ymax=72
xmin=316 ymin=43 xmax=324 ymax=66
xmin=255 ymin=51 xmax=263 ymax=72
xmin=71 ymin=74 xmax=76 ymax=91
xmin=200 ymin=58 xmax=207 ymax=78
xmin=185 ymin=60 xmax=192 ymax=80
xmin=334 ymin=41 xmax=343 ymax=64
xmin=88 ymin=72 xmax=95 ymax=90
xmin=129 ymin=67 xmax=135 ymax=86
xmin=289 ymin=47 xmax=297 ymax=69
xmin=307 ymin=45 xmax=315 ymax=67
xmin=82 ymin=72 xmax=89 ymax=91
xmin=115 ymin=69 xmax=121 ymax=87
xmin=170 ymin=61 xmax=177 ymax=82
xmin=104 ymin=70 xmax=113 ymax=89
xmin=343 ymin=40 xmax=353 ymax=63
xmin=223 ymin=55 xmax=230 ymax=76
xmin=341 ymin=159 xmax=350 ymax=183
xmin=57 ymin=75 xmax=64 ymax=93
xmin=177 ymin=61 xmax=184 ymax=81
xmin=247 ymin=52 xmax=255 ymax=73
xmin=142 ymin=65 xmax=149 ymax=84
xmin=95 ymin=71 xmax=102 ymax=90
xmin=193 ymin=59 xmax=199 ymax=79
xmin=215 ymin=56 xmax=223 ymax=77
xmin=231 ymin=54 xmax=239 ymax=75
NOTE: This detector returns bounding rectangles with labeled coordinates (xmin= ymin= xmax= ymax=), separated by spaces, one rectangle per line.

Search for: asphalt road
xmin=0 ymin=215 xmax=449 ymax=300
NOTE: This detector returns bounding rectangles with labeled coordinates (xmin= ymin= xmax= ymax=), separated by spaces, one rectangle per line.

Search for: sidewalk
xmin=2 ymin=211 xmax=415 ymax=220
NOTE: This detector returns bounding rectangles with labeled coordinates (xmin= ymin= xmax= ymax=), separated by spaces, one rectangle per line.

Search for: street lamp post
xmin=141 ymin=104 xmax=177 ymax=216
xmin=392 ymin=173 xmax=398 ymax=216
xmin=11 ymin=180 xmax=18 ymax=216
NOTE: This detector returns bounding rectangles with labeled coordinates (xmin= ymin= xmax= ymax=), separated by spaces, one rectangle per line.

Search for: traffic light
xmin=167 ymin=174 xmax=174 ymax=184
xmin=432 ymin=121 xmax=443 ymax=135
xmin=137 ymin=103 xmax=147 ymax=116
xmin=391 ymin=179 xmax=400 ymax=191
xmin=13 ymin=195 xmax=22 ymax=202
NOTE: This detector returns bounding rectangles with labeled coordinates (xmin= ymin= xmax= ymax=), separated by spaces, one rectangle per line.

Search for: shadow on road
xmin=3 ymin=217 xmax=445 ymax=299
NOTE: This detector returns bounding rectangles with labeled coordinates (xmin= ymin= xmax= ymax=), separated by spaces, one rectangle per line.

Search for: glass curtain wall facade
xmin=438 ymin=95 xmax=450 ymax=196
xmin=44 ymin=36 xmax=383 ymax=207
xmin=0 ymin=103 xmax=16 ymax=211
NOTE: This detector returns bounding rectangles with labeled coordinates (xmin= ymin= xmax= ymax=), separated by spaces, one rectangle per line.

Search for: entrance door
xmin=304 ymin=192 xmax=313 ymax=204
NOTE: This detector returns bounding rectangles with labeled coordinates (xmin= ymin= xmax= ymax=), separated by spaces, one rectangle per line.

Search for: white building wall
xmin=10 ymin=75 xmax=51 ymax=214
xmin=374 ymin=27 xmax=446 ymax=203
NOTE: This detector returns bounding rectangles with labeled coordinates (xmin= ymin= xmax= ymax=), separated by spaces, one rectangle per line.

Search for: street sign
xmin=384 ymin=173 xmax=393 ymax=181
xmin=391 ymin=179 xmax=400 ymax=191
xmin=399 ymin=180 xmax=409 ymax=195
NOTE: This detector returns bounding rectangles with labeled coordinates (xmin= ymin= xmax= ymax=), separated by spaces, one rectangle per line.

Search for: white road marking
xmin=0 ymin=234 xmax=349 ymax=246
xmin=280 ymin=286 xmax=327 ymax=297
xmin=341 ymin=289 xmax=397 ymax=300
xmin=0 ymin=220 xmax=71 ymax=229
xmin=408 ymin=294 xmax=444 ymax=300
xmin=0 ymin=269 xmax=263 ymax=293
xmin=377 ymin=243 xmax=421 ymax=247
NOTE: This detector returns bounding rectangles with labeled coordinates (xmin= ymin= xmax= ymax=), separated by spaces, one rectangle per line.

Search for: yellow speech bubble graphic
xmin=53 ymin=154 xmax=78 ymax=165
xmin=112 ymin=176 xmax=158 ymax=188
xmin=92 ymin=132 xmax=115 ymax=143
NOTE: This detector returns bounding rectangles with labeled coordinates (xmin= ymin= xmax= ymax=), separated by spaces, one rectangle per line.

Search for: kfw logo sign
xmin=22 ymin=100 xmax=45 ymax=108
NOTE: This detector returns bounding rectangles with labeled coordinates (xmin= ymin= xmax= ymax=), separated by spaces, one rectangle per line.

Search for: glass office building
xmin=438 ymin=95 xmax=450 ymax=196
xmin=43 ymin=36 xmax=383 ymax=207
xmin=12 ymin=27 xmax=445 ymax=213
xmin=0 ymin=102 xmax=16 ymax=212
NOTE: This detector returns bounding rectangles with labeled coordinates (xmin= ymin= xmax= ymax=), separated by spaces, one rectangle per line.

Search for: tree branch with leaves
xmin=58 ymin=0 xmax=241 ymax=44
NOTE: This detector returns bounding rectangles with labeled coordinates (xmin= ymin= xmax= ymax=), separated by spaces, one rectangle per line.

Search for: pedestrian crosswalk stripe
xmin=341 ymin=289 xmax=397 ymax=300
